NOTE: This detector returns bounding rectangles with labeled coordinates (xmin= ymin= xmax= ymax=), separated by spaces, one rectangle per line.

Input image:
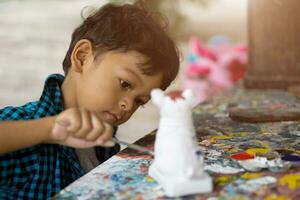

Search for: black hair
xmin=62 ymin=2 xmax=180 ymax=89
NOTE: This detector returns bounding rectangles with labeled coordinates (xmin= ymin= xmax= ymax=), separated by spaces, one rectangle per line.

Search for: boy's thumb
xmin=52 ymin=120 xmax=70 ymax=140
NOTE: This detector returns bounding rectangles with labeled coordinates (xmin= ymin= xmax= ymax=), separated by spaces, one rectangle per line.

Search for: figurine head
xmin=151 ymin=89 xmax=194 ymax=119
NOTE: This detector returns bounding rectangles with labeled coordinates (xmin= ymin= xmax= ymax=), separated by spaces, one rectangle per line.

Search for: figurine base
xmin=149 ymin=165 xmax=213 ymax=197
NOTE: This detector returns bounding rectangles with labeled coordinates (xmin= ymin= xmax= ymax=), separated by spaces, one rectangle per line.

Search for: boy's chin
xmin=101 ymin=111 xmax=130 ymax=126
xmin=115 ymin=118 xmax=129 ymax=126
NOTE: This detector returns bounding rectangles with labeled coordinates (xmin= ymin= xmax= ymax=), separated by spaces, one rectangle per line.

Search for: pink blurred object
xmin=217 ymin=44 xmax=248 ymax=82
xmin=186 ymin=63 xmax=210 ymax=78
xmin=183 ymin=36 xmax=248 ymax=104
xmin=191 ymin=37 xmax=218 ymax=62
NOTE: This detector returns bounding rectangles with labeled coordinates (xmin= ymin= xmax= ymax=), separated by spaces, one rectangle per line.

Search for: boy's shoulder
xmin=0 ymin=73 xmax=65 ymax=121
xmin=0 ymin=101 xmax=39 ymax=120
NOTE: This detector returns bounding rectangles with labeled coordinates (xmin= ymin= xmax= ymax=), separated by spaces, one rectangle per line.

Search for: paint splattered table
xmin=54 ymin=88 xmax=300 ymax=200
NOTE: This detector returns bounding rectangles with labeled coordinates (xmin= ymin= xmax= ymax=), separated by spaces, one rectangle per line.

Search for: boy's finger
xmin=62 ymin=109 xmax=81 ymax=133
xmin=97 ymin=122 xmax=113 ymax=145
xmin=62 ymin=137 xmax=99 ymax=149
xmin=75 ymin=108 xmax=92 ymax=138
xmin=86 ymin=112 xmax=104 ymax=141
xmin=102 ymin=140 xmax=116 ymax=147
xmin=53 ymin=109 xmax=81 ymax=140
xmin=52 ymin=122 xmax=69 ymax=140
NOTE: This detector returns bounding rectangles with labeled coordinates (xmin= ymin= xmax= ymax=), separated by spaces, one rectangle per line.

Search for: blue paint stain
xmin=281 ymin=154 xmax=300 ymax=162
xmin=110 ymin=174 xmax=121 ymax=182
xmin=110 ymin=173 xmax=135 ymax=185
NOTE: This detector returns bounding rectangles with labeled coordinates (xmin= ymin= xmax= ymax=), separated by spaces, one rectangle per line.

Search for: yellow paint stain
xmin=285 ymin=147 xmax=300 ymax=155
xmin=251 ymin=140 xmax=269 ymax=148
xmin=228 ymin=148 xmax=239 ymax=154
xmin=279 ymin=174 xmax=300 ymax=189
xmin=224 ymin=195 xmax=247 ymax=200
xmin=246 ymin=148 xmax=270 ymax=155
xmin=229 ymin=132 xmax=248 ymax=137
xmin=264 ymin=194 xmax=289 ymax=200
xmin=145 ymin=176 xmax=155 ymax=182
xmin=261 ymin=132 xmax=274 ymax=136
xmin=294 ymin=149 xmax=300 ymax=154
xmin=208 ymin=135 xmax=232 ymax=143
xmin=240 ymin=172 xmax=262 ymax=180
xmin=259 ymin=141 xmax=269 ymax=149
xmin=215 ymin=176 xmax=235 ymax=186
xmin=260 ymin=127 xmax=269 ymax=132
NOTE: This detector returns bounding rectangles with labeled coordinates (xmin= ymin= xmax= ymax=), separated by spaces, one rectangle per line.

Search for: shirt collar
xmin=39 ymin=73 xmax=65 ymax=114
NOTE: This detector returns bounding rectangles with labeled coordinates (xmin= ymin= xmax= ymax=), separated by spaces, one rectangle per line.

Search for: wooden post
xmin=244 ymin=0 xmax=300 ymax=89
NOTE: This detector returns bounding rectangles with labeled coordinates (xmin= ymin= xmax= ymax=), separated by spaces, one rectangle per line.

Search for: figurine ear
xmin=182 ymin=89 xmax=194 ymax=103
xmin=151 ymin=89 xmax=165 ymax=107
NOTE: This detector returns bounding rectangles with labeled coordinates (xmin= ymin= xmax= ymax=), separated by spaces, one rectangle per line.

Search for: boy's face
xmin=70 ymin=44 xmax=163 ymax=126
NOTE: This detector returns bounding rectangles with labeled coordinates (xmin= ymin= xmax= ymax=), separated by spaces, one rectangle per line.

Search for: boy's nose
xmin=120 ymin=99 xmax=133 ymax=112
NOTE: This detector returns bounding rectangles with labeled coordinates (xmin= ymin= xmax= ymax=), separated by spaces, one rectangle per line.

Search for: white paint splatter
xmin=238 ymin=157 xmax=291 ymax=172
xmin=238 ymin=157 xmax=267 ymax=172
xmin=238 ymin=176 xmax=277 ymax=192
xmin=204 ymin=164 xmax=244 ymax=174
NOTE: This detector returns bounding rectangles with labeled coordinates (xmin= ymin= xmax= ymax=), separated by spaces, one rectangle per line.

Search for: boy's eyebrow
xmin=124 ymin=67 xmax=143 ymax=85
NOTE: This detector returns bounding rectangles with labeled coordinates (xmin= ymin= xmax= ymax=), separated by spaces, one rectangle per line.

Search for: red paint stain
xmin=140 ymin=164 xmax=148 ymax=173
xmin=231 ymin=152 xmax=255 ymax=160
xmin=103 ymin=175 xmax=109 ymax=180
xmin=166 ymin=90 xmax=184 ymax=101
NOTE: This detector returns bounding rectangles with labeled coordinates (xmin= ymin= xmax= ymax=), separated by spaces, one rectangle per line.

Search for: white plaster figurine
xmin=148 ymin=89 xmax=213 ymax=197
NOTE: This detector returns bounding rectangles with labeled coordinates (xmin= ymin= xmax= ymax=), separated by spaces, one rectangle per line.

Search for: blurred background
xmin=0 ymin=0 xmax=247 ymax=145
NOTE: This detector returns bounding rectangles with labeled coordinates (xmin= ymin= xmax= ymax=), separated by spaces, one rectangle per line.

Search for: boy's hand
xmin=49 ymin=108 xmax=115 ymax=148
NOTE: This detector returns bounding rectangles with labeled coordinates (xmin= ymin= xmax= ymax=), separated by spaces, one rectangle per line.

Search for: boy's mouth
xmin=106 ymin=111 xmax=122 ymax=124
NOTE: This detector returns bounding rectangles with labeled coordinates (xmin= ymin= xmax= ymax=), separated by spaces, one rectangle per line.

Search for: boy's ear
xmin=151 ymin=89 xmax=165 ymax=108
xmin=71 ymin=39 xmax=93 ymax=73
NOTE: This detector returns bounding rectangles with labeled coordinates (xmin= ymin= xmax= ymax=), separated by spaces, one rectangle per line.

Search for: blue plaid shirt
xmin=0 ymin=74 xmax=120 ymax=199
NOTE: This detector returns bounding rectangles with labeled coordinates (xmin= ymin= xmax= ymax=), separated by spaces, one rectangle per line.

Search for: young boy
xmin=0 ymin=2 xmax=179 ymax=199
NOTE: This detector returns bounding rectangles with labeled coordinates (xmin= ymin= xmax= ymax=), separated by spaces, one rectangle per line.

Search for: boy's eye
xmin=120 ymin=79 xmax=132 ymax=90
